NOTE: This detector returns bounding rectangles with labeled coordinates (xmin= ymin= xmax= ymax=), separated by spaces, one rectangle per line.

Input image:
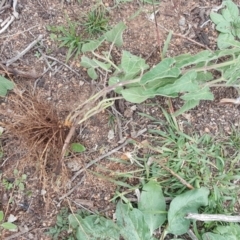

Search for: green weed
xmin=210 ymin=0 xmax=240 ymax=49
xmin=47 ymin=17 xmax=85 ymax=62
xmin=83 ymin=6 xmax=109 ymax=36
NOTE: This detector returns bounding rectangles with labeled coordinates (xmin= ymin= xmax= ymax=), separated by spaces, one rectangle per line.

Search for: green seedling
xmin=210 ymin=0 xmax=240 ymax=49
xmin=84 ymin=6 xmax=109 ymax=36
xmin=0 ymin=211 xmax=17 ymax=232
xmin=0 ymin=75 xmax=14 ymax=97
xmin=47 ymin=17 xmax=85 ymax=62
xmin=2 ymin=169 xmax=27 ymax=192
xmin=46 ymin=207 xmax=75 ymax=240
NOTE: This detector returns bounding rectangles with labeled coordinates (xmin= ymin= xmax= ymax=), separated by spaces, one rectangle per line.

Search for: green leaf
xmin=167 ymin=187 xmax=209 ymax=235
xmin=232 ymin=17 xmax=240 ymax=38
xmin=202 ymin=233 xmax=227 ymax=240
xmin=174 ymin=50 xmax=211 ymax=68
xmin=140 ymin=58 xmax=180 ymax=84
xmin=81 ymin=55 xmax=97 ymax=68
xmin=120 ymin=51 xmax=149 ymax=79
xmin=87 ymin=68 xmax=98 ymax=80
xmin=223 ymin=0 xmax=239 ymax=20
xmin=121 ymin=87 xmax=154 ymax=103
xmin=82 ymin=39 xmax=104 ymax=52
xmin=174 ymin=99 xmax=200 ymax=116
xmin=0 ymin=76 xmax=14 ymax=97
xmin=0 ymin=211 xmax=3 ymax=221
xmin=116 ymin=202 xmax=151 ymax=240
xmin=162 ymin=31 xmax=172 ymax=59
xmin=69 ymin=214 xmax=120 ymax=240
xmin=222 ymin=8 xmax=234 ymax=22
xmin=217 ymin=33 xmax=235 ymax=49
xmin=216 ymin=21 xmax=232 ymax=33
xmin=18 ymin=182 xmax=25 ymax=191
xmin=196 ymin=72 xmax=213 ymax=82
xmin=104 ymin=22 xmax=126 ymax=47
xmin=70 ymin=143 xmax=86 ymax=153
xmin=210 ymin=12 xmax=226 ymax=24
xmin=180 ymin=87 xmax=214 ymax=101
xmin=1 ymin=222 xmax=17 ymax=230
xmin=155 ymin=71 xmax=198 ymax=95
xmin=92 ymin=58 xmax=111 ymax=72
xmin=138 ymin=181 xmax=166 ymax=235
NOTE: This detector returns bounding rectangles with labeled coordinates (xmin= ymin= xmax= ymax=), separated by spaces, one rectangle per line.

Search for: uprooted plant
xmin=61 ymin=20 xmax=240 ymax=157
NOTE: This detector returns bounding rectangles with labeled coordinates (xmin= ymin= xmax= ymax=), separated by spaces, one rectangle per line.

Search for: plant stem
xmin=92 ymin=51 xmax=121 ymax=72
xmin=188 ymin=59 xmax=237 ymax=73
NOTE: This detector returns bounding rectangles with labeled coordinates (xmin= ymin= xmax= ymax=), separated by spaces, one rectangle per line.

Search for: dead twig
xmin=70 ymin=129 xmax=147 ymax=183
xmin=0 ymin=62 xmax=40 ymax=79
xmin=153 ymin=157 xmax=194 ymax=190
xmin=3 ymin=35 xmax=43 ymax=66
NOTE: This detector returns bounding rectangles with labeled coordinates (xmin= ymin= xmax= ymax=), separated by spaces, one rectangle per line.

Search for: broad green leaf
xmin=223 ymin=0 xmax=239 ymax=20
xmin=69 ymin=214 xmax=120 ymax=240
xmin=0 ymin=211 xmax=3 ymax=221
xmin=1 ymin=222 xmax=17 ymax=230
xmin=181 ymin=87 xmax=214 ymax=101
xmin=121 ymin=87 xmax=154 ymax=103
xmin=202 ymin=233 xmax=226 ymax=240
xmin=167 ymin=187 xmax=209 ymax=235
xmin=120 ymin=51 xmax=149 ymax=79
xmin=104 ymin=22 xmax=126 ymax=47
xmin=222 ymin=8 xmax=234 ymax=22
xmin=82 ymin=39 xmax=104 ymax=52
xmin=70 ymin=143 xmax=86 ymax=153
xmin=109 ymin=76 xmax=123 ymax=93
xmin=81 ymin=55 xmax=97 ymax=68
xmin=232 ymin=17 xmax=240 ymax=38
xmin=174 ymin=50 xmax=211 ymax=68
xmin=116 ymin=202 xmax=151 ymax=240
xmin=87 ymin=68 xmax=98 ymax=80
xmin=155 ymin=71 xmax=198 ymax=95
xmin=216 ymin=21 xmax=232 ymax=33
xmin=138 ymin=181 xmax=166 ymax=235
xmin=140 ymin=58 xmax=180 ymax=84
xmin=217 ymin=33 xmax=235 ymax=49
xmin=216 ymin=223 xmax=240 ymax=238
xmin=210 ymin=12 xmax=226 ymax=24
xmin=92 ymin=58 xmax=111 ymax=72
xmin=196 ymin=72 xmax=213 ymax=82
xmin=174 ymin=99 xmax=200 ymax=116
xmin=0 ymin=76 xmax=14 ymax=97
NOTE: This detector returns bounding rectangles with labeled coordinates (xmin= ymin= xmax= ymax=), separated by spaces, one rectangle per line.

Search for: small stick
xmin=220 ymin=98 xmax=240 ymax=104
xmin=59 ymin=175 xmax=85 ymax=200
xmin=185 ymin=213 xmax=240 ymax=222
xmin=0 ymin=16 xmax=14 ymax=34
xmin=44 ymin=55 xmax=83 ymax=78
xmin=4 ymin=35 xmax=43 ymax=66
xmin=155 ymin=158 xmax=194 ymax=190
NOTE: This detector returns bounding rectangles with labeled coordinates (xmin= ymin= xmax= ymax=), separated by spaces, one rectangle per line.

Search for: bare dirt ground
xmin=1 ymin=0 xmax=240 ymax=239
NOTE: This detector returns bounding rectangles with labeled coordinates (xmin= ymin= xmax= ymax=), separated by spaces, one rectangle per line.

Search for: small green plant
xmin=46 ymin=207 xmax=75 ymax=240
xmin=47 ymin=17 xmax=85 ymax=62
xmin=0 ymin=211 xmax=17 ymax=232
xmin=83 ymin=6 xmax=109 ymax=36
xmin=2 ymin=169 xmax=27 ymax=192
xmin=210 ymin=0 xmax=240 ymax=49
xmin=0 ymin=75 xmax=14 ymax=97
